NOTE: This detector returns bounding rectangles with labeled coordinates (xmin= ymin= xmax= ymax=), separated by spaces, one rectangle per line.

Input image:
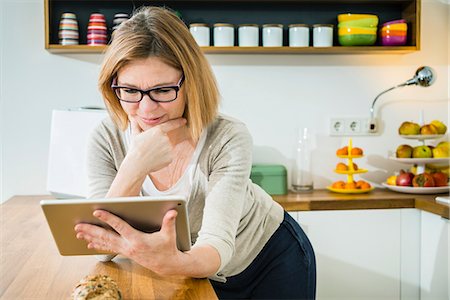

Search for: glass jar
xmin=189 ymin=23 xmax=210 ymax=46
xmin=313 ymin=24 xmax=334 ymax=47
xmin=213 ymin=23 xmax=234 ymax=46
xmin=262 ymin=24 xmax=283 ymax=47
xmin=289 ymin=24 xmax=309 ymax=47
xmin=292 ymin=127 xmax=313 ymax=192
xmin=238 ymin=24 xmax=259 ymax=47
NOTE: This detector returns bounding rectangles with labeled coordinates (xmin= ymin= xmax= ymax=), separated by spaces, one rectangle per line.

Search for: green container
xmin=250 ymin=164 xmax=287 ymax=195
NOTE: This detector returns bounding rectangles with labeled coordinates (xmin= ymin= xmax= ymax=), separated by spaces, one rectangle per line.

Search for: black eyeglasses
xmin=111 ymin=75 xmax=184 ymax=103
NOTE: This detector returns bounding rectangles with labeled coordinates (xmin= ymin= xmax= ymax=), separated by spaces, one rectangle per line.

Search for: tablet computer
xmin=40 ymin=195 xmax=191 ymax=256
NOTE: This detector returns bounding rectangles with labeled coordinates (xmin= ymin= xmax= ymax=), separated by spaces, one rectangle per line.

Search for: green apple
xmin=396 ymin=144 xmax=413 ymax=158
xmin=398 ymin=121 xmax=420 ymax=135
xmin=412 ymin=145 xmax=433 ymax=158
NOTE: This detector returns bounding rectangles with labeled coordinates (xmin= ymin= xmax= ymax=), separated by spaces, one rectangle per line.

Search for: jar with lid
xmin=238 ymin=24 xmax=259 ymax=47
xmin=262 ymin=24 xmax=283 ymax=47
xmin=189 ymin=23 xmax=210 ymax=46
xmin=313 ymin=24 xmax=334 ymax=47
xmin=213 ymin=23 xmax=234 ymax=46
xmin=289 ymin=24 xmax=309 ymax=47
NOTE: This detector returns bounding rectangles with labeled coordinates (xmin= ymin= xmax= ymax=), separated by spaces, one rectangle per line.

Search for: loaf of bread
xmin=72 ymin=275 xmax=121 ymax=300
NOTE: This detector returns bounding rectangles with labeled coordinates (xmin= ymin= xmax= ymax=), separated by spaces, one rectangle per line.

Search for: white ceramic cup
xmin=289 ymin=24 xmax=309 ymax=47
xmin=313 ymin=24 xmax=334 ymax=47
xmin=190 ymin=24 xmax=210 ymax=46
xmin=238 ymin=24 xmax=259 ymax=47
xmin=214 ymin=24 xmax=234 ymax=46
xmin=262 ymin=24 xmax=283 ymax=47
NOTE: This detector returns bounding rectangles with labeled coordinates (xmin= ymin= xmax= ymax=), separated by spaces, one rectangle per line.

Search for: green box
xmin=250 ymin=164 xmax=287 ymax=195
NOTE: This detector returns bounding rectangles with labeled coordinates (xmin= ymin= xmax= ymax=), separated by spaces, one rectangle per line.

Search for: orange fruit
xmin=336 ymin=147 xmax=348 ymax=156
xmin=356 ymin=180 xmax=371 ymax=189
xmin=351 ymin=147 xmax=363 ymax=155
xmin=331 ymin=181 xmax=346 ymax=189
xmin=336 ymin=163 xmax=348 ymax=171
xmin=351 ymin=163 xmax=359 ymax=171
xmin=345 ymin=182 xmax=357 ymax=189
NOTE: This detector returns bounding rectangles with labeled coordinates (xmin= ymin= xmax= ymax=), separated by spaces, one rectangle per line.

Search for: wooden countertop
xmin=0 ymin=195 xmax=218 ymax=300
xmin=273 ymin=189 xmax=449 ymax=219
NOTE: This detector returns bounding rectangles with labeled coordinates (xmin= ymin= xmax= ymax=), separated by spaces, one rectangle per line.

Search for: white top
xmin=124 ymin=125 xmax=207 ymax=198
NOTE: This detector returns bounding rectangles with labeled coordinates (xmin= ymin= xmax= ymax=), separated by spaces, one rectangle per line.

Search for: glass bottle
xmin=292 ymin=127 xmax=313 ymax=192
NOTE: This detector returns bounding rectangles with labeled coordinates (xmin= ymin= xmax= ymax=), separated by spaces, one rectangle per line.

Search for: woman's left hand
xmin=74 ymin=209 xmax=181 ymax=275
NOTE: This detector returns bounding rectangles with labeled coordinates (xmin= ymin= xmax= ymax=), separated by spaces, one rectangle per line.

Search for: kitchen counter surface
xmin=0 ymin=195 xmax=218 ymax=300
xmin=273 ymin=188 xmax=449 ymax=219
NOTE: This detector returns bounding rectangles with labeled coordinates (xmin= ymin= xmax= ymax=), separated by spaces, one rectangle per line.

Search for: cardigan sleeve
xmin=193 ymin=122 xmax=253 ymax=273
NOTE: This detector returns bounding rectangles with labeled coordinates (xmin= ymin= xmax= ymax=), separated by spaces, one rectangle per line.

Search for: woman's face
xmin=116 ymin=57 xmax=185 ymax=131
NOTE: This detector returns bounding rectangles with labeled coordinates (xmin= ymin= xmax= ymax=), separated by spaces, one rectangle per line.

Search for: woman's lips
xmin=140 ymin=116 xmax=163 ymax=125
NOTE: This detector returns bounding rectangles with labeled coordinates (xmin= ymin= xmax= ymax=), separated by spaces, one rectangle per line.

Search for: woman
xmin=75 ymin=6 xmax=316 ymax=299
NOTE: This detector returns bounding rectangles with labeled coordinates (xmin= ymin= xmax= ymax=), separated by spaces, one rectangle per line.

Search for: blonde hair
xmin=98 ymin=6 xmax=219 ymax=140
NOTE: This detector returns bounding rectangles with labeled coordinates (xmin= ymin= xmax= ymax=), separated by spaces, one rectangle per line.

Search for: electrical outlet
xmin=330 ymin=117 xmax=375 ymax=136
xmin=330 ymin=118 xmax=345 ymax=135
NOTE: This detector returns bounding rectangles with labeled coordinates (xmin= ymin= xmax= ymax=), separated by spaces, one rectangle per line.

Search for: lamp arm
xmin=370 ymin=82 xmax=407 ymax=119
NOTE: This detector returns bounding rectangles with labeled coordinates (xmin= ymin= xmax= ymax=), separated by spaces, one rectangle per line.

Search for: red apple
xmin=396 ymin=170 xmax=414 ymax=187
xmin=431 ymin=172 xmax=448 ymax=187
xmin=412 ymin=173 xmax=435 ymax=187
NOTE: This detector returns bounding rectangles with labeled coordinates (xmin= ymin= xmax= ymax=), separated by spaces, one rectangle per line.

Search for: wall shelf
xmin=45 ymin=0 xmax=420 ymax=54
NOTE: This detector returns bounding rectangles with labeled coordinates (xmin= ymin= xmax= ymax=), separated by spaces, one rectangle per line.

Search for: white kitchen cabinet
xmin=293 ymin=209 xmax=421 ymax=300
xmin=420 ymin=211 xmax=449 ymax=300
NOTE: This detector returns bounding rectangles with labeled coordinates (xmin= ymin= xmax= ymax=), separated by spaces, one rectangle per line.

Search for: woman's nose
xmin=139 ymin=94 xmax=159 ymax=112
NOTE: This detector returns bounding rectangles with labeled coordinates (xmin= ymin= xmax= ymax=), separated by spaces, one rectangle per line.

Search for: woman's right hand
xmin=125 ymin=116 xmax=187 ymax=177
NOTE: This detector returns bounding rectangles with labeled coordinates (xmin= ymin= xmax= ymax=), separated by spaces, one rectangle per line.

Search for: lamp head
xmin=404 ymin=66 xmax=436 ymax=87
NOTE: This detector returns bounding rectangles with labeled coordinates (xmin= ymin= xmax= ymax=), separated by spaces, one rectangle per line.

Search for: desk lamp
xmin=368 ymin=66 xmax=436 ymax=133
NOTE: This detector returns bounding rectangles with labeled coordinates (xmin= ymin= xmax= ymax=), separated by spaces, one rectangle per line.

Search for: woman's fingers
xmin=129 ymin=116 xmax=143 ymax=137
xmin=75 ymin=223 xmax=123 ymax=253
xmin=93 ymin=210 xmax=136 ymax=238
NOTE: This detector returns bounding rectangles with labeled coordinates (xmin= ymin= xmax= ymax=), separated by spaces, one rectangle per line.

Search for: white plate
xmin=382 ymin=183 xmax=449 ymax=194
xmin=389 ymin=156 xmax=450 ymax=164
xmin=399 ymin=134 xmax=445 ymax=141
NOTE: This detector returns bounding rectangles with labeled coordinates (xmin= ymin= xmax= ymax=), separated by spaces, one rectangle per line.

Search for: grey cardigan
xmin=86 ymin=114 xmax=284 ymax=282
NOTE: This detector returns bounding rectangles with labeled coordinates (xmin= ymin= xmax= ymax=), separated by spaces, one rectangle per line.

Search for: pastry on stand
xmin=327 ymin=138 xmax=374 ymax=194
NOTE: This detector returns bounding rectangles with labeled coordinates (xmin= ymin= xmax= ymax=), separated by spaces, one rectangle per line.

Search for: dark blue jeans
xmin=211 ymin=211 xmax=316 ymax=299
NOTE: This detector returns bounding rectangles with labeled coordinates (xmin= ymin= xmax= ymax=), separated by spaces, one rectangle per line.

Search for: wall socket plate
xmin=330 ymin=117 xmax=374 ymax=136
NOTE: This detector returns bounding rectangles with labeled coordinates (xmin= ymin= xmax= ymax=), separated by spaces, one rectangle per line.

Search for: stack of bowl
xmin=380 ymin=19 xmax=407 ymax=46
xmin=58 ymin=13 xmax=79 ymax=45
xmin=338 ymin=13 xmax=378 ymax=46
xmin=112 ymin=13 xmax=129 ymax=32
xmin=87 ymin=13 xmax=108 ymax=46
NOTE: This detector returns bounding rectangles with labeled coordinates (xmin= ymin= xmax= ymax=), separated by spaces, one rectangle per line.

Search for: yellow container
xmin=338 ymin=26 xmax=377 ymax=35
xmin=338 ymin=13 xmax=378 ymax=23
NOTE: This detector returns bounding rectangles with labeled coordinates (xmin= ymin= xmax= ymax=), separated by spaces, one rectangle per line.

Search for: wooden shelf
xmin=47 ymin=44 xmax=418 ymax=54
xmin=45 ymin=0 xmax=421 ymax=54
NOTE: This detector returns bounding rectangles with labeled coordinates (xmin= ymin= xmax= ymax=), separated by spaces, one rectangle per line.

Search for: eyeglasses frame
xmin=111 ymin=75 xmax=185 ymax=103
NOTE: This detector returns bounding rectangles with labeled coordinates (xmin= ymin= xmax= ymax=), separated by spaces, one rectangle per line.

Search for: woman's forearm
xmin=106 ymin=156 xmax=146 ymax=197
xmin=167 ymin=244 xmax=221 ymax=278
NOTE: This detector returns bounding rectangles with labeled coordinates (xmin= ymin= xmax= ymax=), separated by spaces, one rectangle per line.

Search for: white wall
xmin=1 ymin=0 xmax=449 ymax=202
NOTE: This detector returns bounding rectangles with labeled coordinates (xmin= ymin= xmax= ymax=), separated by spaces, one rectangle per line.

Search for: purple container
xmin=382 ymin=19 xmax=406 ymax=26
xmin=381 ymin=34 xmax=407 ymax=46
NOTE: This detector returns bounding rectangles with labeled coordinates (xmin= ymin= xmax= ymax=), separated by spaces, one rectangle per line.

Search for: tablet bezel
xmin=40 ymin=195 xmax=191 ymax=256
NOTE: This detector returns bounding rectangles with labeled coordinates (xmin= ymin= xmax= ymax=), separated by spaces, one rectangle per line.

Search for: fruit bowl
xmin=399 ymin=134 xmax=445 ymax=141
xmin=389 ymin=156 xmax=450 ymax=164
xmin=334 ymin=169 xmax=368 ymax=174
xmin=382 ymin=183 xmax=449 ymax=194
xmin=337 ymin=155 xmax=363 ymax=159
xmin=327 ymin=186 xmax=375 ymax=194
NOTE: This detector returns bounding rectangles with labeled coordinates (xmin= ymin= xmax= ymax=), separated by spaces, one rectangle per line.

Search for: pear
xmin=398 ymin=121 xmax=420 ymax=135
xmin=431 ymin=120 xmax=447 ymax=134
xmin=396 ymin=144 xmax=413 ymax=158
xmin=420 ymin=124 xmax=439 ymax=135
xmin=412 ymin=145 xmax=433 ymax=158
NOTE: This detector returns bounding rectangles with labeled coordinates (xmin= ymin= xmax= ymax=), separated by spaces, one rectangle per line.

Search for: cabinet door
xmin=297 ymin=209 xmax=402 ymax=300
xmin=420 ymin=211 xmax=449 ymax=300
